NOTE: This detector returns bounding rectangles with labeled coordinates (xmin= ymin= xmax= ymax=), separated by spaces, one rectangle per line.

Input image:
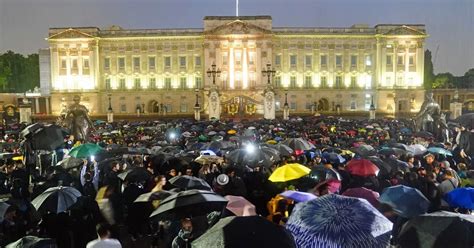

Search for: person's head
xmin=424 ymin=154 xmax=435 ymax=164
xmin=156 ymin=175 xmax=166 ymax=186
xmin=315 ymin=182 xmax=329 ymax=196
xmin=169 ymin=169 xmax=177 ymax=177
xmin=73 ymin=95 xmax=81 ymax=104
xmin=226 ymin=167 xmax=236 ymax=178
xmin=417 ymin=167 xmax=426 ymax=177
xmin=181 ymin=218 xmax=193 ymax=233
xmin=458 ymin=163 xmax=468 ymax=171
xmin=96 ymin=223 xmax=112 ymax=239
xmin=111 ymin=161 xmax=121 ymax=172
xmin=185 ymin=168 xmax=193 ymax=176
xmin=443 ymin=169 xmax=454 ymax=180
xmin=4 ymin=205 xmax=17 ymax=222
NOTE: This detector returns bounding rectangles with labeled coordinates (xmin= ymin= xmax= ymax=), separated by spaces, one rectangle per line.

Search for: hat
xmin=216 ymin=174 xmax=229 ymax=186
xmin=423 ymin=153 xmax=435 ymax=159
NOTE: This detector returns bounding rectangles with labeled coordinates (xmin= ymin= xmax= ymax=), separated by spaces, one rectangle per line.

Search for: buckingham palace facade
xmin=42 ymin=16 xmax=427 ymax=118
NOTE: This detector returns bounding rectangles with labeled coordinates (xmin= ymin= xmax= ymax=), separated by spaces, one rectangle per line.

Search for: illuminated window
xmin=83 ymin=58 xmax=89 ymax=69
xmin=290 ymin=55 xmax=297 ymax=67
xmin=365 ymin=55 xmax=372 ymax=66
xmin=195 ymin=76 xmax=202 ymax=88
xmin=118 ymin=57 xmax=125 ymax=70
xmin=320 ymin=76 xmax=327 ymax=88
xmin=195 ymin=56 xmax=201 ymax=67
xmin=164 ymin=77 xmax=172 ymax=89
xmin=305 ymin=76 xmax=312 ymax=88
xmin=320 ymin=55 xmax=327 ymax=66
xmin=305 ymin=55 xmax=312 ymax=68
xmin=335 ymin=76 xmax=343 ymax=88
xmin=386 ymin=55 xmax=392 ymax=65
xmin=104 ymin=58 xmax=110 ymax=70
xmin=335 ymin=55 xmax=342 ymax=67
xmin=351 ymin=55 xmax=357 ymax=68
xmin=275 ymin=55 xmax=281 ymax=66
xmin=180 ymin=77 xmax=187 ymax=89
xmin=179 ymin=56 xmax=186 ymax=68
xmin=290 ymin=76 xmax=297 ymax=88
xmin=149 ymin=57 xmax=155 ymax=69
xmin=149 ymin=78 xmax=156 ymax=89
xmin=164 ymin=56 xmax=171 ymax=68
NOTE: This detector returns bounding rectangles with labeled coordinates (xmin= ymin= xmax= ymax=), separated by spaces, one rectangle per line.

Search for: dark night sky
xmin=1 ymin=0 xmax=473 ymax=75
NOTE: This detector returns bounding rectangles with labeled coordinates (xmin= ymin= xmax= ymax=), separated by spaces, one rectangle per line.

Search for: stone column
xmin=194 ymin=106 xmax=201 ymax=121
xmin=283 ymin=104 xmax=290 ymax=120
xmin=34 ymin=98 xmax=40 ymax=114
xmin=45 ymin=97 xmax=50 ymax=114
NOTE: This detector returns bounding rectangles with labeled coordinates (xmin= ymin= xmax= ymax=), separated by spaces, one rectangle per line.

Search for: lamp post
xmin=283 ymin=90 xmax=289 ymax=120
xmin=194 ymin=88 xmax=201 ymax=121
xmin=207 ymin=63 xmax=221 ymax=86
xmin=369 ymin=95 xmax=376 ymax=120
xmin=107 ymin=93 xmax=114 ymax=123
xmin=262 ymin=63 xmax=276 ymax=86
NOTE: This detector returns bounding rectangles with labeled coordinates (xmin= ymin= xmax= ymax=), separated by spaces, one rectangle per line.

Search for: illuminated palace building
xmin=43 ymin=16 xmax=427 ymax=118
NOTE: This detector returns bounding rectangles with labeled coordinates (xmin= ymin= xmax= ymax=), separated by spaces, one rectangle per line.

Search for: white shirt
xmin=86 ymin=238 xmax=122 ymax=248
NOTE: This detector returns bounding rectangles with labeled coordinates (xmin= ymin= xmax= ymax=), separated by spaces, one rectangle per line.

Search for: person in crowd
xmin=172 ymin=218 xmax=194 ymax=248
xmin=86 ymin=223 xmax=122 ymax=248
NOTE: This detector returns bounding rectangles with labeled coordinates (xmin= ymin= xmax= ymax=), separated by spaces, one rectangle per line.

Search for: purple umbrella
xmin=342 ymin=187 xmax=380 ymax=207
xmin=280 ymin=190 xmax=317 ymax=203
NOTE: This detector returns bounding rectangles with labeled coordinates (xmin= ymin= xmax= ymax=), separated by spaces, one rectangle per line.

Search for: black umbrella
xmin=226 ymin=146 xmax=279 ymax=168
xmin=169 ymin=175 xmax=212 ymax=190
xmin=134 ymin=190 xmax=176 ymax=203
xmin=192 ymin=216 xmax=295 ymax=248
xmin=118 ymin=167 xmax=152 ymax=182
xmin=31 ymin=124 xmax=67 ymax=151
xmin=352 ymin=145 xmax=377 ymax=157
xmin=414 ymin=131 xmax=434 ymax=139
xmin=378 ymin=147 xmax=408 ymax=157
xmin=308 ymin=166 xmax=342 ymax=182
xmin=366 ymin=156 xmax=392 ymax=176
xmin=57 ymin=156 xmax=84 ymax=170
xmin=149 ymin=190 xmax=227 ymax=220
xmin=263 ymin=144 xmax=294 ymax=157
xmin=6 ymin=236 xmax=57 ymax=248
xmin=398 ymin=211 xmax=474 ymax=248
xmin=455 ymin=113 xmax=474 ymax=129
xmin=281 ymin=138 xmax=315 ymax=151
xmin=31 ymin=186 xmax=82 ymax=214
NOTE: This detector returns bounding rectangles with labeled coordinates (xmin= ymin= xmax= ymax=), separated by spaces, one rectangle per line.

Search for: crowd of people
xmin=0 ymin=115 xmax=473 ymax=247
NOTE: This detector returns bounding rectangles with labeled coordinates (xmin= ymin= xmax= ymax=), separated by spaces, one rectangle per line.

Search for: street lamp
xmin=194 ymin=88 xmax=201 ymax=121
xmin=207 ymin=63 xmax=221 ymax=85
xmin=283 ymin=90 xmax=290 ymax=120
xmin=369 ymin=95 xmax=376 ymax=120
xmin=107 ymin=93 xmax=113 ymax=123
xmin=262 ymin=63 xmax=276 ymax=86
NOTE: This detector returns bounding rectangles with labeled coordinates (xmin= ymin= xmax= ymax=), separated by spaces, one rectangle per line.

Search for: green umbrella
xmin=68 ymin=143 xmax=104 ymax=159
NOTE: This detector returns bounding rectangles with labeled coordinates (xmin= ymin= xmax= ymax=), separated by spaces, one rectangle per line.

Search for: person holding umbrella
xmin=172 ymin=218 xmax=195 ymax=248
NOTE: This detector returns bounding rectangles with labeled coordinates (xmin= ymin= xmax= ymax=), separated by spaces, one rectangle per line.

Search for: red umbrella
xmin=342 ymin=187 xmax=380 ymax=207
xmin=346 ymin=159 xmax=379 ymax=177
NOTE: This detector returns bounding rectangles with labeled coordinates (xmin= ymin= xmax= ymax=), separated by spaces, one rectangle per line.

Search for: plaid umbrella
xmin=398 ymin=211 xmax=474 ymax=248
xmin=193 ymin=216 xmax=295 ymax=248
xmin=286 ymin=194 xmax=392 ymax=248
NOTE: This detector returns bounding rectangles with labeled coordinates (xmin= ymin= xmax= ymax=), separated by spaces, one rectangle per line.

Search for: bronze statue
xmin=415 ymin=91 xmax=441 ymax=134
xmin=65 ymin=95 xmax=94 ymax=142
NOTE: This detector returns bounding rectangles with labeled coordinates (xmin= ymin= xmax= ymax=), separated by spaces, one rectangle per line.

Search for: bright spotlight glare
xmin=245 ymin=144 xmax=256 ymax=154
xmin=169 ymin=132 xmax=177 ymax=139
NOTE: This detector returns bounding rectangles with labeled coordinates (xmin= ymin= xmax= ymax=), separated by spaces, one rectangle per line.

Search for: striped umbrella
xmin=286 ymin=194 xmax=392 ymax=248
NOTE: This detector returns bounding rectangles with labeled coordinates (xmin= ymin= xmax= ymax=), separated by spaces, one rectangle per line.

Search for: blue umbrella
xmin=286 ymin=194 xmax=392 ymax=248
xmin=322 ymin=152 xmax=346 ymax=164
xmin=280 ymin=190 xmax=317 ymax=203
xmin=427 ymin=147 xmax=453 ymax=157
xmin=444 ymin=187 xmax=474 ymax=210
xmin=379 ymin=185 xmax=430 ymax=218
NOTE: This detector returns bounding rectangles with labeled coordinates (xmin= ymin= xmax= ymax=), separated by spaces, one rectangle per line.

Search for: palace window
xmin=386 ymin=55 xmax=392 ymax=65
xmin=195 ymin=76 xmax=202 ymax=88
xmin=335 ymin=76 xmax=343 ymax=89
xmin=164 ymin=77 xmax=172 ymax=89
xmin=71 ymin=59 xmax=78 ymax=69
xmin=335 ymin=55 xmax=342 ymax=67
xmin=61 ymin=59 xmax=67 ymax=69
xmin=409 ymin=55 xmax=414 ymax=65
xmin=133 ymin=57 xmax=140 ymax=71
xmin=365 ymin=55 xmax=372 ymax=66
xmin=222 ymin=54 xmax=228 ymax=66
xmin=180 ymin=103 xmax=188 ymax=113
xmin=118 ymin=57 xmax=125 ymax=70
xmin=195 ymin=56 xmax=201 ymax=67
xmin=105 ymin=78 xmax=111 ymax=90
xmin=289 ymin=76 xmax=297 ymax=88
xmin=290 ymin=102 xmax=297 ymax=111
xmin=149 ymin=78 xmax=156 ymax=89
xmin=350 ymin=55 xmax=357 ymax=68
xmin=83 ymin=58 xmax=89 ymax=69
xmin=304 ymin=76 xmax=312 ymax=88
xmin=149 ymin=57 xmax=156 ymax=70
xmin=104 ymin=58 xmax=110 ymax=70
xmin=350 ymin=76 xmax=357 ymax=88
xmin=305 ymin=55 xmax=312 ymax=68
xmin=290 ymin=55 xmax=297 ymax=67
xmin=164 ymin=56 xmax=171 ymax=68
xmin=235 ymin=51 xmax=242 ymax=66
xmin=320 ymin=76 xmax=327 ymax=88
xmin=134 ymin=78 xmax=141 ymax=89
xmin=386 ymin=76 xmax=392 ymax=86
xmin=275 ymin=76 xmax=281 ymax=88
xmin=180 ymin=77 xmax=187 ymax=89
xmin=249 ymin=52 xmax=255 ymax=65
xmin=119 ymin=78 xmax=126 ymax=89
xmin=397 ymin=55 xmax=404 ymax=65
xmin=275 ymin=55 xmax=281 ymax=66
xmin=179 ymin=56 xmax=186 ymax=68
xmin=165 ymin=104 xmax=172 ymax=113
xmin=320 ymin=55 xmax=327 ymax=66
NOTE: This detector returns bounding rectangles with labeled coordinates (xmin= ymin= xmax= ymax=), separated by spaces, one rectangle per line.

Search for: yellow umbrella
xmin=227 ymin=129 xmax=237 ymax=135
xmin=269 ymin=163 xmax=311 ymax=182
xmin=266 ymin=140 xmax=277 ymax=145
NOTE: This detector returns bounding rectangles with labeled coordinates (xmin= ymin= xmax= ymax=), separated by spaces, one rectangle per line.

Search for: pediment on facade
xmin=205 ymin=20 xmax=272 ymax=35
xmin=384 ymin=26 xmax=425 ymax=36
xmin=48 ymin=28 xmax=96 ymax=40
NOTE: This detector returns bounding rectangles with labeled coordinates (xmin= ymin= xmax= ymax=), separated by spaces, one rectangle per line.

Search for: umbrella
xmin=322 ymin=152 xmax=346 ymax=164
xmin=269 ymin=163 xmax=311 ymax=182
xmin=285 ymin=194 xmax=392 ymax=248
xmin=149 ymin=190 xmax=228 ymax=220
xmin=192 ymin=216 xmax=295 ymax=248
xmin=378 ymin=147 xmax=407 ymax=157
xmin=281 ymin=138 xmax=315 ymax=151
xmin=345 ymin=159 xmax=379 ymax=177
xmin=226 ymin=146 xmax=279 ymax=168
xmin=280 ymin=190 xmax=317 ymax=203
xmin=57 ymin=156 xmax=85 ymax=170
xmin=225 ymin=195 xmax=257 ymax=216
xmin=342 ymin=187 xmax=380 ymax=207
xmin=444 ymin=187 xmax=474 ymax=210
xmin=264 ymin=144 xmax=294 ymax=157
xmin=414 ymin=131 xmax=433 ymax=139
xmin=352 ymin=144 xmax=376 ymax=157
xmin=408 ymin=144 xmax=427 ymax=155
xmin=6 ymin=236 xmax=56 ymax=248
xmin=134 ymin=190 xmax=176 ymax=203
xmin=379 ymin=185 xmax=430 ymax=218
xmin=0 ymin=152 xmax=20 ymax=160
xmin=398 ymin=211 xmax=474 ymax=248
xmin=68 ymin=143 xmax=104 ymax=159
xmin=31 ymin=186 xmax=82 ymax=214
xmin=366 ymin=156 xmax=392 ymax=176
xmin=169 ymin=175 xmax=212 ymax=190
xmin=427 ymin=147 xmax=453 ymax=157
xmin=30 ymin=124 xmax=67 ymax=151
xmin=455 ymin=113 xmax=474 ymax=129
xmin=308 ymin=166 xmax=342 ymax=182
xmin=118 ymin=167 xmax=152 ymax=182
xmin=0 ymin=201 xmax=11 ymax=222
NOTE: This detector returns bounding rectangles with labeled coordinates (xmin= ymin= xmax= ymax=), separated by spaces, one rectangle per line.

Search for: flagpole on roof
xmin=236 ymin=0 xmax=239 ymax=16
